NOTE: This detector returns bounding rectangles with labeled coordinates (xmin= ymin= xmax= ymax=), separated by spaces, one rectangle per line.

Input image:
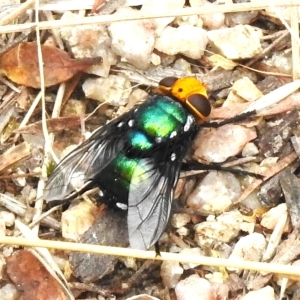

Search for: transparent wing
xmin=44 ymin=115 xmax=132 ymax=202
xmin=127 ymin=158 xmax=181 ymax=250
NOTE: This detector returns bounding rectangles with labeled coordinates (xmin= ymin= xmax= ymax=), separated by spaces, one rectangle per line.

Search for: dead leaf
xmin=0 ymin=42 xmax=102 ymax=88
xmin=6 ymin=250 xmax=67 ymax=300
xmin=207 ymin=54 xmax=238 ymax=70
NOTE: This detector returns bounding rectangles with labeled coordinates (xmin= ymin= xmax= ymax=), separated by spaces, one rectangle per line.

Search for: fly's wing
xmin=127 ymin=158 xmax=181 ymax=250
xmin=44 ymin=114 xmax=132 ymax=202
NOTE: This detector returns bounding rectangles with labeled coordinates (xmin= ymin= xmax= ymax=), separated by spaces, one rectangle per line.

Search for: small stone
xmin=207 ymin=25 xmax=263 ymax=60
xmin=83 ymin=75 xmax=131 ymax=106
xmin=261 ymin=203 xmax=290 ymax=232
xmin=242 ymin=142 xmax=259 ymax=157
xmin=11 ymin=168 xmax=26 ymax=187
xmin=0 ymin=283 xmax=20 ymax=300
xmin=0 ymin=219 xmax=6 ymax=236
xmin=120 ymin=257 xmax=137 ymax=270
xmin=226 ymin=11 xmax=259 ymax=27
xmin=173 ymin=58 xmax=192 ymax=73
xmin=187 ymin=171 xmax=241 ymax=215
xmin=161 ymin=261 xmax=184 ymax=288
xmin=142 ymin=0 xmax=185 ymax=34
xmin=155 ymin=25 xmax=208 ymax=59
xmin=240 ymin=286 xmax=275 ymax=300
xmin=174 ymin=15 xmax=203 ymax=28
xmin=263 ymin=51 xmax=292 ymax=75
xmin=194 ymin=210 xmax=245 ymax=248
xmin=175 ymin=274 xmax=217 ymax=300
xmin=199 ymin=1 xmax=225 ymax=30
xmin=227 ymin=233 xmax=266 ymax=272
xmin=171 ymin=213 xmax=191 ymax=228
xmin=176 ymin=227 xmax=190 ymax=237
xmin=126 ymin=295 xmax=160 ymax=300
xmin=0 ymin=211 xmax=15 ymax=227
xmin=108 ymin=7 xmax=156 ymax=70
xmin=62 ymin=201 xmax=97 ymax=241
xmin=223 ymin=77 xmax=263 ymax=107
xmin=61 ymin=99 xmax=86 ymax=116
xmin=60 ymin=11 xmax=115 ymax=77
xmin=180 ymin=248 xmax=204 ymax=269
xmin=193 ymin=125 xmax=257 ymax=163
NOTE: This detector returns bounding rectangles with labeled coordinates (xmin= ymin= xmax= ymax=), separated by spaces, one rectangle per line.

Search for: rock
xmin=62 ymin=201 xmax=97 ymax=241
xmin=207 ymin=25 xmax=263 ymax=60
xmin=227 ymin=233 xmax=266 ymax=272
xmin=82 ymin=74 xmax=131 ymax=106
xmin=61 ymin=99 xmax=86 ymax=116
xmin=175 ymin=274 xmax=217 ymax=300
xmin=160 ymin=261 xmax=184 ymax=288
xmin=193 ymin=125 xmax=257 ymax=163
xmin=194 ymin=210 xmax=245 ymax=247
xmin=108 ymin=7 xmax=156 ymax=70
xmin=187 ymin=171 xmax=241 ymax=215
xmin=263 ymin=51 xmax=292 ymax=75
xmin=141 ymin=0 xmax=185 ymax=34
xmin=261 ymin=203 xmax=290 ymax=232
xmin=180 ymin=248 xmax=204 ymax=269
xmin=0 ymin=283 xmax=20 ymax=300
xmin=0 ymin=211 xmax=15 ymax=227
xmin=240 ymin=286 xmax=275 ymax=300
xmin=242 ymin=142 xmax=259 ymax=157
xmin=60 ymin=11 xmax=116 ymax=77
xmin=223 ymin=77 xmax=263 ymax=107
xmin=171 ymin=213 xmax=191 ymax=228
xmin=155 ymin=25 xmax=208 ymax=59
xmin=225 ymin=11 xmax=258 ymax=27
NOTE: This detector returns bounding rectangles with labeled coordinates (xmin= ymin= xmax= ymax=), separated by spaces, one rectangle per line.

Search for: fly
xmin=43 ymin=77 xmax=252 ymax=250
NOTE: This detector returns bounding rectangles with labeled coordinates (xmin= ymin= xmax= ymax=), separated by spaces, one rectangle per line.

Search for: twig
xmin=0 ymin=2 xmax=298 ymax=33
xmin=0 ymin=236 xmax=300 ymax=276
xmin=0 ymin=0 xmax=36 ymax=26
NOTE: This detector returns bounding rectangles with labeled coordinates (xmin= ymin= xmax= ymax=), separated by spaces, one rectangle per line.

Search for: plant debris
xmin=0 ymin=1 xmax=300 ymax=300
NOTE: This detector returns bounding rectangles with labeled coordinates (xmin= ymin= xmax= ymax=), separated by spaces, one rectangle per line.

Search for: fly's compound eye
xmin=187 ymin=94 xmax=211 ymax=119
xmin=159 ymin=77 xmax=179 ymax=88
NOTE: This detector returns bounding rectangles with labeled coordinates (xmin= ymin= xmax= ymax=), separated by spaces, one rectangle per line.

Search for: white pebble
xmin=261 ymin=203 xmax=290 ymax=232
xmin=227 ymin=233 xmax=266 ymax=272
xmin=207 ymin=25 xmax=263 ymax=60
xmin=194 ymin=125 xmax=257 ymax=163
xmin=108 ymin=7 xmax=156 ymax=70
xmin=0 ymin=284 xmax=19 ymax=300
xmin=175 ymin=274 xmax=217 ymax=300
xmin=240 ymin=286 xmax=275 ymax=300
xmin=60 ymin=12 xmax=115 ymax=77
xmin=83 ymin=75 xmax=131 ymax=106
xmin=155 ymin=25 xmax=208 ymax=59
xmin=62 ymin=201 xmax=97 ymax=242
xmin=180 ymin=248 xmax=203 ymax=269
xmin=142 ymin=0 xmax=185 ymax=34
xmin=171 ymin=213 xmax=191 ymax=228
xmin=0 ymin=211 xmax=15 ymax=227
xmin=194 ymin=210 xmax=244 ymax=247
xmin=160 ymin=261 xmax=184 ymax=288
xmin=242 ymin=142 xmax=259 ymax=157
xmin=187 ymin=171 xmax=241 ymax=215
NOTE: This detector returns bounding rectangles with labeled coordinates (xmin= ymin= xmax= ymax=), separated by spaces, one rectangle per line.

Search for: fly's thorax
xmin=131 ymin=95 xmax=196 ymax=143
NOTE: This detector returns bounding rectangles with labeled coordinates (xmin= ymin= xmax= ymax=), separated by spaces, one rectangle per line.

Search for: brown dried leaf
xmin=6 ymin=250 xmax=67 ymax=300
xmin=0 ymin=42 xmax=102 ymax=88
